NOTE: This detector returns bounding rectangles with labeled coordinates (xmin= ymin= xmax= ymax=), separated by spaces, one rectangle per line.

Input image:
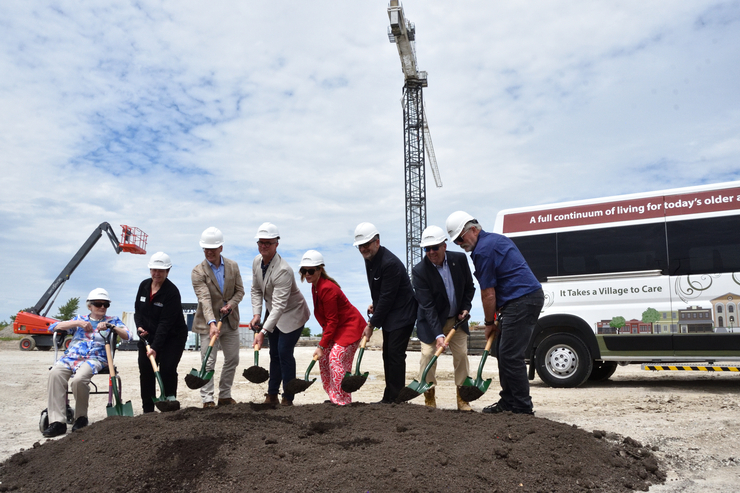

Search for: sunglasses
xmin=453 ymin=229 xmax=469 ymax=245
xmin=299 ymin=267 xmax=317 ymax=275
xmin=257 ymin=240 xmax=277 ymax=247
xmin=423 ymin=245 xmax=441 ymax=253
xmin=91 ymin=301 xmax=110 ymax=308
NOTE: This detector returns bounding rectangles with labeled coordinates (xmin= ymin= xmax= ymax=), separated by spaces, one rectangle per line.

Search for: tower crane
xmin=387 ymin=0 xmax=442 ymax=277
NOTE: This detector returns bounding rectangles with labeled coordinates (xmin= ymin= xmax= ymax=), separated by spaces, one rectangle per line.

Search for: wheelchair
xmin=39 ymin=327 xmax=124 ymax=432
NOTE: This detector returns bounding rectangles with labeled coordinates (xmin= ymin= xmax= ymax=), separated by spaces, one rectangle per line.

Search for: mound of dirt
xmin=0 ymin=402 xmax=664 ymax=492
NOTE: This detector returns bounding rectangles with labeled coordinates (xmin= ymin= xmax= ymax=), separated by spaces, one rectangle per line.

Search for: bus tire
xmin=535 ymin=333 xmax=592 ymax=388
xmin=589 ymin=361 xmax=618 ymax=381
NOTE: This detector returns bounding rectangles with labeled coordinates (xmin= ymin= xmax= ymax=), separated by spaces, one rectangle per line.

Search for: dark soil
xmin=242 ymin=366 xmax=269 ymax=384
xmin=0 ymin=403 xmax=665 ymax=492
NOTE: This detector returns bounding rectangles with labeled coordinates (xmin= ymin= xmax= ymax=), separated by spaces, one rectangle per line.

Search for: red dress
xmin=312 ymin=277 xmax=365 ymax=404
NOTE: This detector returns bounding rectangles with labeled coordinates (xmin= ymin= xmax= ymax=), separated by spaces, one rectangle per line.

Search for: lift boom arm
xmin=31 ymin=222 xmax=122 ymax=317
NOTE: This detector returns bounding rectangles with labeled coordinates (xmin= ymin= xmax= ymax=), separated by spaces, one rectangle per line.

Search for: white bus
xmin=494 ymin=181 xmax=740 ymax=387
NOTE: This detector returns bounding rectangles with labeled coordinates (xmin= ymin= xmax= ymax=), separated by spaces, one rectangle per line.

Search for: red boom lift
xmin=13 ymin=223 xmax=147 ymax=351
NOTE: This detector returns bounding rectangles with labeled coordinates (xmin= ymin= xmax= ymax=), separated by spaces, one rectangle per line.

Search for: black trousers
xmin=381 ymin=323 xmax=414 ymax=402
xmin=494 ymin=289 xmax=544 ymax=413
xmin=138 ymin=337 xmax=187 ymax=413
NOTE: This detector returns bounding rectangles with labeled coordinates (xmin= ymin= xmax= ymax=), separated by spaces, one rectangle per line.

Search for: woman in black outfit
xmin=134 ymin=252 xmax=188 ymax=413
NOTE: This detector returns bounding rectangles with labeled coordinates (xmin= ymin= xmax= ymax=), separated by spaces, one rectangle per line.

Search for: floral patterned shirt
xmin=48 ymin=314 xmax=131 ymax=374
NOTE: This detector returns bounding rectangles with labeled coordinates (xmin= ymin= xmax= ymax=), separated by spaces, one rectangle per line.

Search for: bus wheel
xmin=535 ymin=334 xmax=592 ymax=388
xmin=589 ymin=361 xmax=618 ymax=381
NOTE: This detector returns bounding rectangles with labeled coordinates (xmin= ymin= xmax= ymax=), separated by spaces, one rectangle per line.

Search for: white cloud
xmin=1 ymin=0 xmax=739 ymax=330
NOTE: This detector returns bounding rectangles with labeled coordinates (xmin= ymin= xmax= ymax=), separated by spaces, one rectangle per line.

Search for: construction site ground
xmin=0 ymin=339 xmax=738 ymax=491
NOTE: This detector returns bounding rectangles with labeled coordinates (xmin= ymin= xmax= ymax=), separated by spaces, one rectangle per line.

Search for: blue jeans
xmin=267 ymin=327 xmax=303 ymax=401
xmin=494 ymin=289 xmax=544 ymax=413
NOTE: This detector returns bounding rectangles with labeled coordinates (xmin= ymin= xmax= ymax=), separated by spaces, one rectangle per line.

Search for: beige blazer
xmin=251 ymin=253 xmax=310 ymax=333
xmin=191 ymin=257 xmax=245 ymax=334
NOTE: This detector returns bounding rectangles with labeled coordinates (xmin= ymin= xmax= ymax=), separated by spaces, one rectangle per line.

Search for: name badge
xmin=140 ymin=296 xmax=146 ymax=302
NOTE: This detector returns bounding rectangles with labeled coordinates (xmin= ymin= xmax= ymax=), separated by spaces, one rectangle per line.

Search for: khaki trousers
xmin=419 ymin=317 xmax=470 ymax=387
xmin=199 ymin=319 xmax=241 ymax=402
xmin=47 ymin=362 xmax=94 ymax=423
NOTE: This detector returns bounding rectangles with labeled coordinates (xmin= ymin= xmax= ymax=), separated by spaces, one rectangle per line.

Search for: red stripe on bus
xmin=502 ymin=187 xmax=740 ymax=234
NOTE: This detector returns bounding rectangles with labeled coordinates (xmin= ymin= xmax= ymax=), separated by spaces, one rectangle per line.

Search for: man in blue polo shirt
xmin=446 ymin=211 xmax=544 ymax=415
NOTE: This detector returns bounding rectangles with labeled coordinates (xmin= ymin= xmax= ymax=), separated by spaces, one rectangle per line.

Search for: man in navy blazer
xmin=412 ymin=225 xmax=476 ymax=411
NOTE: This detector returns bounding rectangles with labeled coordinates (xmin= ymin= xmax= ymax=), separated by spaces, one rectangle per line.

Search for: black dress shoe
xmin=482 ymin=402 xmax=534 ymax=415
xmin=42 ymin=421 xmax=67 ymax=437
xmin=72 ymin=416 xmax=88 ymax=431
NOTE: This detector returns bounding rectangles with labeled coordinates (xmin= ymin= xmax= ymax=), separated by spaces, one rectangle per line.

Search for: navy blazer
xmin=412 ymin=250 xmax=475 ymax=344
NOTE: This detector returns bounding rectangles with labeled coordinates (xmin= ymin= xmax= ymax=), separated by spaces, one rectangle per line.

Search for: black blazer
xmin=412 ymin=250 xmax=475 ymax=344
xmin=134 ymin=278 xmax=188 ymax=353
xmin=365 ymin=246 xmax=418 ymax=331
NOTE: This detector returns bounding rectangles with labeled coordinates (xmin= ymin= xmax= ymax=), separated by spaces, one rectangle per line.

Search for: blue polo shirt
xmin=471 ymin=230 xmax=541 ymax=308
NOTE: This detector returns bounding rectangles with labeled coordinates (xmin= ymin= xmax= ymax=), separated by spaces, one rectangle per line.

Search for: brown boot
xmin=264 ymin=394 xmax=279 ymax=405
xmin=281 ymin=397 xmax=293 ymax=406
xmin=424 ymin=388 xmax=436 ymax=408
xmin=456 ymin=387 xmax=473 ymax=412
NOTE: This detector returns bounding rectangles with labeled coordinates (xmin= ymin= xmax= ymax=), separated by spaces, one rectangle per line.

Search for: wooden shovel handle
xmin=359 ymin=335 xmax=367 ymax=350
xmin=145 ymin=344 xmax=159 ymax=372
xmin=208 ymin=332 xmax=219 ymax=348
xmin=104 ymin=343 xmax=116 ymax=378
xmin=434 ymin=327 xmax=458 ymax=358
xmin=484 ymin=319 xmax=499 ymax=352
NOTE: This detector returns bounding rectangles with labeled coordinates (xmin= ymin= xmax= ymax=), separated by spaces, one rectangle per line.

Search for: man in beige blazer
xmin=192 ymin=227 xmax=245 ymax=408
xmin=251 ymin=222 xmax=310 ymax=406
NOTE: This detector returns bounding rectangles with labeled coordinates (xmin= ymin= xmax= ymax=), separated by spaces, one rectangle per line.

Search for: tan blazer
xmin=191 ymin=257 xmax=245 ymax=334
xmin=251 ymin=253 xmax=310 ymax=333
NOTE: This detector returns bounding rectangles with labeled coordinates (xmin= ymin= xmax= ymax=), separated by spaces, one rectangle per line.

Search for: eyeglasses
xmin=423 ymin=245 xmax=441 ymax=253
xmin=91 ymin=301 xmax=110 ymax=308
xmin=453 ymin=228 xmax=469 ymax=245
xmin=299 ymin=267 xmax=317 ymax=276
xmin=357 ymin=240 xmax=376 ymax=250
xmin=257 ymin=240 xmax=277 ymax=247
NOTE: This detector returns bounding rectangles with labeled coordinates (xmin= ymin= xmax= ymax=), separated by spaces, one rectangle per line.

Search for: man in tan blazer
xmin=251 ymin=222 xmax=310 ymax=406
xmin=192 ymin=227 xmax=245 ymax=408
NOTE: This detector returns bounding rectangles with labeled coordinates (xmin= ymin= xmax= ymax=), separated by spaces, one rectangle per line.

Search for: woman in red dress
xmin=300 ymin=250 xmax=365 ymax=405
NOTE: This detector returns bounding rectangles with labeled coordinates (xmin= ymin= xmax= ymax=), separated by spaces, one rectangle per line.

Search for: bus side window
xmin=667 ymin=215 xmax=740 ymax=276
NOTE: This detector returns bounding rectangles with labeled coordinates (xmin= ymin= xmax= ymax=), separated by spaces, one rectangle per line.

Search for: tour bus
xmin=494 ymin=180 xmax=740 ymax=387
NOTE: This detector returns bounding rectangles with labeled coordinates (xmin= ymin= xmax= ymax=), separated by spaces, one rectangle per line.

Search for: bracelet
xmin=484 ymin=319 xmax=496 ymax=326
xmin=318 ymin=345 xmax=325 ymax=351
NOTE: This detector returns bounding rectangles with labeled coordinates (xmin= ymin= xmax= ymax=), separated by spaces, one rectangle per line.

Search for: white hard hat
xmin=255 ymin=222 xmax=280 ymax=239
xmin=446 ymin=211 xmax=476 ymax=241
xmin=420 ymin=225 xmax=448 ymax=248
xmin=353 ymin=222 xmax=380 ymax=247
xmin=300 ymin=250 xmax=325 ymax=267
xmin=86 ymin=288 xmax=110 ymax=302
xmin=199 ymin=227 xmax=224 ymax=249
xmin=148 ymin=251 xmax=173 ymax=270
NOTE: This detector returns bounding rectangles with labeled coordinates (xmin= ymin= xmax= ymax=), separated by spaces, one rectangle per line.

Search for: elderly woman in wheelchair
xmin=42 ymin=288 xmax=130 ymax=438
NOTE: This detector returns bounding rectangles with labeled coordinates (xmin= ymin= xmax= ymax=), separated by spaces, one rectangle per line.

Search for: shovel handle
xmin=104 ymin=343 xmax=117 ymax=378
xmin=304 ymin=354 xmax=320 ymax=380
xmin=484 ymin=318 xmax=499 ymax=352
xmin=208 ymin=332 xmax=219 ymax=348
xmin=145 ymin=344 xmax=159 ymax=372
xmin=359 ymin=335 xmax=367 ymax=350
xmin=434 ymin=326 xmax=459 ymax=358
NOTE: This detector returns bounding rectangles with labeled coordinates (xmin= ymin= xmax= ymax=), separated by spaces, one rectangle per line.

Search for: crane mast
xmin=387 ymin=1 xmax=441 ymax=277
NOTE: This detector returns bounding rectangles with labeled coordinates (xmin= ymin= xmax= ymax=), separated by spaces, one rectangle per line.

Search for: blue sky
xmin=2 ymin=1 xmax=739 ymax=328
